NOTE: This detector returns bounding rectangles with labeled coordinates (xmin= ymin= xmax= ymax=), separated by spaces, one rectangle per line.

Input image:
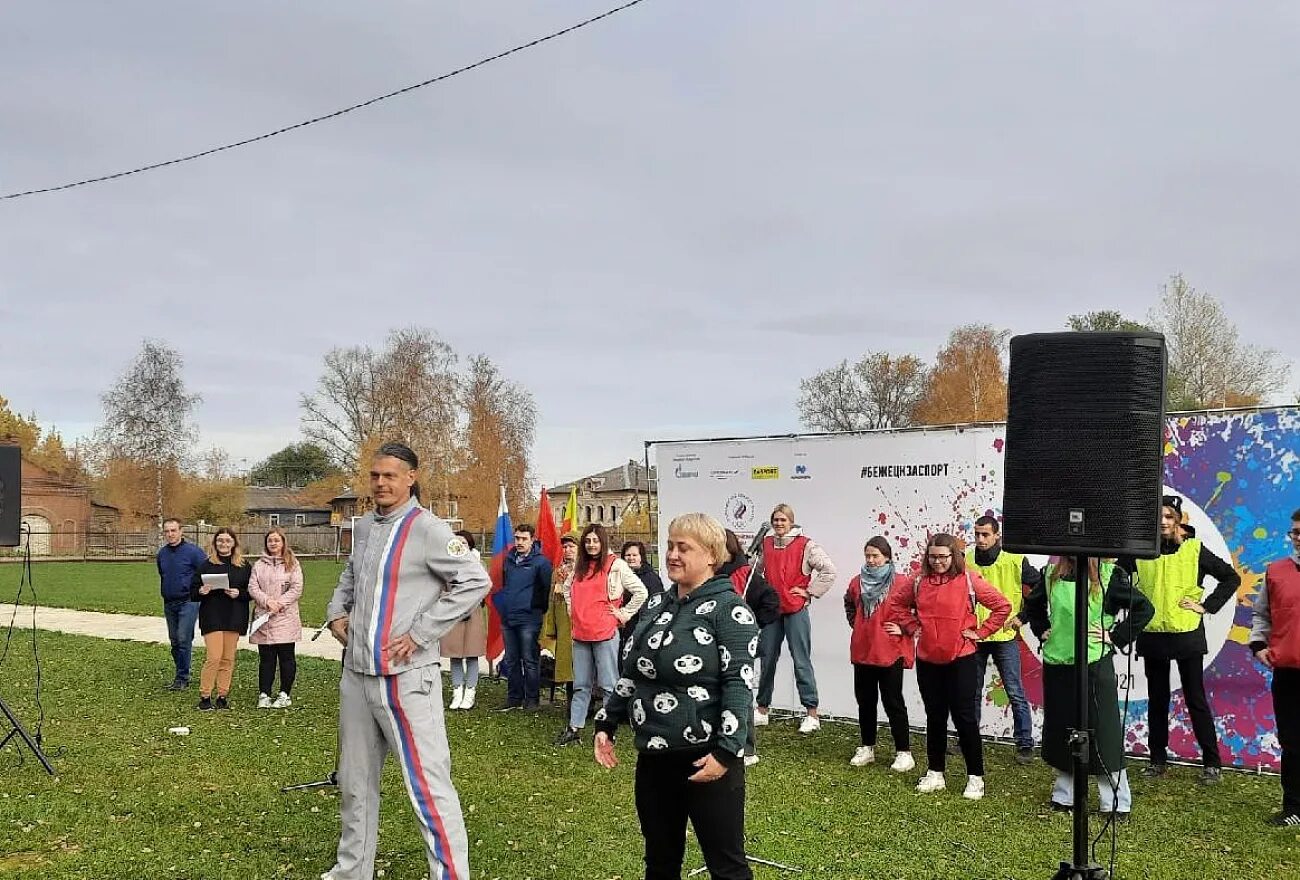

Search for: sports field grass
xmin=0 ymin=631 xmax=1296 ymax=879
xmin=4 ymin=560 xmax=346 ymax=624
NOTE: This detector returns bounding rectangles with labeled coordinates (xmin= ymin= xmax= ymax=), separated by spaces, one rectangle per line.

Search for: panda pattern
xmin=632 ymin=699 xmax=646 ymax=727
xmin=636 ymin=656 xmax=657 ymax=679
xmin=673 ymin=654 xmax=705 ymax=675
xmin=614 ymin=677 xmax=636 ymax=697
xmin=731 ymin=605 xmax=756 ymax=626
xmin=687 ymin=685 xmax=710 ymax=703
xmin=653 ymin=692 xmax=679 ymax=715
xmin=720 ymin=709 xmax=739 ymax=736
xmin=692 ymin=626 xmax=714 ymax=646
xmin=747 ymin=634 xmax=760 ymax=658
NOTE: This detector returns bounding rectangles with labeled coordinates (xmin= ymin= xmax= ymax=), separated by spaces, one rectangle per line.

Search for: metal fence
xmin=2 ymin=524 xmax=660 ymax=565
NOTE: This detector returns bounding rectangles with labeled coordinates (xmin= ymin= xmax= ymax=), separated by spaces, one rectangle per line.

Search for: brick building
xmin=17 ymin=458 xmax=120 ymax=555
xmin=547 ymin=459 xmax=656 ymax=530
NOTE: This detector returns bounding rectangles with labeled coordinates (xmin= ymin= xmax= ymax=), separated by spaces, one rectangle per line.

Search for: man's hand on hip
xmin=328 ymin=616 xmax=349 ymax=646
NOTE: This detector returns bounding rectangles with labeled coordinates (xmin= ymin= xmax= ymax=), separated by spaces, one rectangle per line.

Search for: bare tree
xmin=97 ymin=340 xmax=201 ymax=526
xmin=1066 ymin=310 xmax=1151 ymax=332
xmin=1148 ymin=274 xmax=1286 ymax=410
xmin=797 ymin=353 xmax=929 ymax=431
xmin=455 ymin=354 xmax=537 ymax=529
xmin=913 ymin=324 xmax=1010 ymax=424
xmin=300 ymin=327 xmax=459 ymax=472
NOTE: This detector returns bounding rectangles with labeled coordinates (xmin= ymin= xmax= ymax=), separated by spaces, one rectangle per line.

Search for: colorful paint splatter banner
xmin=654 ymin=408 xmax=1295 ymax=769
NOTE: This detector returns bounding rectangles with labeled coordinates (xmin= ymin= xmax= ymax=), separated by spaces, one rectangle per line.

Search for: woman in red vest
xmin=885 ymin=533 xmax=1009 ymax=800
xmin=843 ymin=536 xmax=915 ymax=771
xmin=554 ymin=523 xmax=645 ymax=746
xmin=753 ymin=503 xmax=837 ymax=734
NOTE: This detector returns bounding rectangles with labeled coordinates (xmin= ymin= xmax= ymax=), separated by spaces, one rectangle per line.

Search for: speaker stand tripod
xmin=1050 ymin=554 xmax=1108 ymax=880
xmin=281 ymin=632 xmax=341 ymax=792
xmin=0 ymin=693 xmax=55 ymax=775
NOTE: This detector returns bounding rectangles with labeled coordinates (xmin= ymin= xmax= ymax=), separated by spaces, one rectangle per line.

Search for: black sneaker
xmin=522 ymin=700 xmax=540 ymax=712
xmin=1100 ymin=811 xmax=1132 ymax=824
xmin=1269 ymin=811 xmax=1300 ymax=827
xmin=1049 ymin=800 xmax=1072 ymax=813
xmin=1015 ymin=747 xmax=1034 ymax=765
xmin=495 ymin=703 xmax=522 ymax=713
xmin=168 ymin=679 xmax=190 ymax=692
xmin=1199 ymin=767 xmax=1222 ymax=786
xmin=1141 ymin=763 xmax=1167 ymax=778
xmin=214 ymin=696 xmax=230 ymax=710
xmin=553 ymin=727 xmax=581 ymax=746
xmin=197 ymin=696 xmax=214 ymax=711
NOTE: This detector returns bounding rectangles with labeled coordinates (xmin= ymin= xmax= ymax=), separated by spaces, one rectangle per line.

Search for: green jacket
xmin=596 ymin=573 xmax=759 ymax=764
xmin=1024 ymin=563 xmax=1154 ymax=664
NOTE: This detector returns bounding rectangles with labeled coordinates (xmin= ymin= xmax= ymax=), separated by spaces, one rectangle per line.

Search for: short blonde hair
xmin=667 ymin=513 xmax=728 ymax=569
xmin=770 ymin=503 xmax=795 ymax=525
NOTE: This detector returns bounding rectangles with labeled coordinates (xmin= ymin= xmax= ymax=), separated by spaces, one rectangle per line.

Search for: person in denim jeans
xmin=491 ymin=523 xmax=553 ymax=712
xmin=157 ymin=518 xmax=209 ymax=690
xmin=966 ymin=516 xmax=1042 ymax=763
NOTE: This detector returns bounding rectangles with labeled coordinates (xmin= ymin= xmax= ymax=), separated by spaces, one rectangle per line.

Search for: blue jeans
xmin=1053 ymin=769 xmax=1132 ymax=813
xmin=163 ymin=598 xmax=200 ymax=683
xmin=756 ymin=608 xmax=818 ymax=710
xmin=449 ymin=657 xmax=480 ymax=689
xmin=501 ymin=619 xmax=542 ymax=705
xmin=977 ymin=639 xmax=1034 ymax=749
xmin=569 ymin=637 xmax=619 ymax=730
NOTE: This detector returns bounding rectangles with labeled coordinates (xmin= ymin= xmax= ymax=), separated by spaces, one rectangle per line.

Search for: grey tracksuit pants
xmin=330 ymin=664 xmax=469 ymax=880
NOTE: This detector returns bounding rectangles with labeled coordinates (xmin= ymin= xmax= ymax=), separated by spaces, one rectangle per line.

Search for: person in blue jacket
xmin=492 ymin=523 xmax=554 ymax=711
xmin=156 ymin=517 xmax=209 ymax=690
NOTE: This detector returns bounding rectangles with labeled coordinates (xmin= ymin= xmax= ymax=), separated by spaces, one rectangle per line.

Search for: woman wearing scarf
xmin=843 ymin=536 xmax=914 ymax=771
xmin=1023 ymin=555 xmax=1153 ymax=820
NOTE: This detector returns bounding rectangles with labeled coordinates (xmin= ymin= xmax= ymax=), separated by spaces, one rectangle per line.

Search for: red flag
xmin=536 ymin=487 xmax=562 ymax=567
xmin=484 ymin=486 xmax=511 ymax=663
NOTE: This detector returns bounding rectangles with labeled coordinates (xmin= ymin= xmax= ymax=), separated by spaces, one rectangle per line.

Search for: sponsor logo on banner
xmin=724 ymin=493 xmax=756 ymax=531
xmin=859 ymin=462 xmax=951 ymax=479
xmin=751 ymin=466 xmax=779 ymax=480
xmin=709 ymin=468 xmax=741 ymax=481
xmin=791 ymin=463 xmax=811 ymax=480
xmin=672 ymin=454 xmax=700 ymax=479
xmin=727 ymin=453 xmax=755 ymax=461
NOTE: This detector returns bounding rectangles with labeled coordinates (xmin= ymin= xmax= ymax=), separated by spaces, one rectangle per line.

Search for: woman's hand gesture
xmin=594 ymin=732 xmax=618 ymax=769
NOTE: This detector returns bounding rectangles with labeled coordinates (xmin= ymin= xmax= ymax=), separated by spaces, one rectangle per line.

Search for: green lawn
xmin=9 ymin=560 xmax=347 ymax=623
xmin=0 ymin=632 xmax=1296 ymax=879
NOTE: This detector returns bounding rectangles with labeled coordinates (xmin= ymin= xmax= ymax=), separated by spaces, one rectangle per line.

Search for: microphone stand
xmin=281 ymin=625 xmax=342 ymax=792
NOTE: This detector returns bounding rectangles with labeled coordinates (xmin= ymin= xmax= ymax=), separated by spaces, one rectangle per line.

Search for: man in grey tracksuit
xmin=322 ymin=443 xmax=490 ymax=880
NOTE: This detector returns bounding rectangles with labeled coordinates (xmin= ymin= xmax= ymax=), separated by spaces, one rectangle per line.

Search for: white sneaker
xmin=272 ymin=692 xmax=292 ymax=709
xmin=963 ymin=775 xmax=985 ymax=800
xmin=461 ymin=686 xmax=476 ymax=710
xmin=753 ymin=709 xmax=769 ymax=727
xmin=916 ymin=770 xmax=947 ymax=793
xmin=743 ymin=753 xmax=760 ymax=767
xmin=890 ymin=751 xmax=916 ymax=773
xmin=850 ymin=746 xmax=875 ymax=767
xmin=798 ymin=714 xmax=820 ymax=734
xmin=257 ymin=693 xmax=272 ymax=709
xmin=449 ymin=685 xmax=464 ymax=710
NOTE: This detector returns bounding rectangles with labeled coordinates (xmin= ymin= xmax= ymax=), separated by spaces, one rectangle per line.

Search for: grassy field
xmin=0 ymin=632 xmax=1296 ymax=879
xmin=5 ymin=560 xmax=347 ymax=623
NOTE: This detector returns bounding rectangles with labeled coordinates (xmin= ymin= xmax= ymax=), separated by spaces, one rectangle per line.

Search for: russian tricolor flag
xmin=485 ymin=485 xmax=513 ymax=665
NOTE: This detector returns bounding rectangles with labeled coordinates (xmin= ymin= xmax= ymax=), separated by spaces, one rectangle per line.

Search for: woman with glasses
xmin=885 ymin=533 xmax=1009 ymax=800
xmin=1123 ymin=495 xmax=1240 ymax=784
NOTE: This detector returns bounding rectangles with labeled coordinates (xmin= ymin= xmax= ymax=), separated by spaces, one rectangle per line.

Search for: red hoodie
xmin=884 ymin=570 xmax=1010 ymax=664
xmin=845 ymin=573 xmax=915 ymax=668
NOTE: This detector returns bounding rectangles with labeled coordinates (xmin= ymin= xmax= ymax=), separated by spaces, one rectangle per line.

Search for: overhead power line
xmin=1 ymin=0 xmax=649 ymax=201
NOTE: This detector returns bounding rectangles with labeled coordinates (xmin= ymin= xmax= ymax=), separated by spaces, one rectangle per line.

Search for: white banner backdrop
xmin=653 ymin=426 xmax=1238 ymax=749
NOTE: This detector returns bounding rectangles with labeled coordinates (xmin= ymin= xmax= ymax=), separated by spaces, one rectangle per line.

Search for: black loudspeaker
xmin=0 ymin=445 xmax=20 ymax=547
xmin=1001 ymin=332 xmax=1167 ymax=558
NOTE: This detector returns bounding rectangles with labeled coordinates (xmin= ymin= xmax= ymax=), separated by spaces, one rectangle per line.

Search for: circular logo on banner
xmin=723 ymin=493 xmax=755 ymax=531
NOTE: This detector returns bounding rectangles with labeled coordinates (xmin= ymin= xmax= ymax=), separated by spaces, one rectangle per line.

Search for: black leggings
xmin=853 ymin=660 xmax=911 ymax=751
xmin=916 ymin=654 xmax=984 ymax=775
xmin=1144 ymin=654 xmax=1220 ymax=768
xmin=258 ymin=643 xmax=297 ymax=696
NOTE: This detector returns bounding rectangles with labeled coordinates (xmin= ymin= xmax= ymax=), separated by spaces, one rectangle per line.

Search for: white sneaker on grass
xmin=449 ymin=686 xmax=464 ymax=710
xmin=798 ymin=714 xmax=820 ymax=734
xmin=890 ymin=751 xmax=916 ymax=773
xmin=850 ymin=746 xmax=875 ymax=767
xmin=461 ymin=686 xmax=476 ymax=710
xmin=257 ymin=693 xmax=272 ymax=709
xmin=916 ymin=770 xmax=946 ymax=793
xmin=753 ymin=709 xmax=769 ymax=727
xmin=963 ymin=775 xmax=985 ymax=801
xmin=743 ymin=753 xmax=760 ymax=767
xmin=272 ymin=691 xmax=292 ymax=709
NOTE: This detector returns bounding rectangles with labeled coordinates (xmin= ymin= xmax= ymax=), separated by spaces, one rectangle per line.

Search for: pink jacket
xmin=248 ymin=556 xmax=304 ymax=645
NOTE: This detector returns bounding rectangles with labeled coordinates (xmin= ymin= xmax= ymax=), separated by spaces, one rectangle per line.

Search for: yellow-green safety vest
xmin=967 ymin=548 xmax=1025 ymax=642
xmin=1041 ymin=562 xmax=1116 ymax=665
xmin=1134 ymin=538 xmax=1203 ymax=634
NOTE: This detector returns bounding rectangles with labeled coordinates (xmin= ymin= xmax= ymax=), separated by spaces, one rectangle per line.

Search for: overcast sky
xmin=3 ymin=1 xmax=1297 ymax=488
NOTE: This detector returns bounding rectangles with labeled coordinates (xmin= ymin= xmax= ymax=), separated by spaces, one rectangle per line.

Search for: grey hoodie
xmin=327 ymin=497 xmax=491 ymax=676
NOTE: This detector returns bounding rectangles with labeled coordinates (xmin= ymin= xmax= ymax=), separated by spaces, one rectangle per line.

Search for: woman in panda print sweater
xmin=595 ymin=513 xmax=760 ymax=880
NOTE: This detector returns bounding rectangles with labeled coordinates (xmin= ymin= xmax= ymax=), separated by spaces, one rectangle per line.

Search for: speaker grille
xmin=0 ymin=445 xmax=20 ymax=548
xmin=1002 ymin=332 xmax=1166 ymax=557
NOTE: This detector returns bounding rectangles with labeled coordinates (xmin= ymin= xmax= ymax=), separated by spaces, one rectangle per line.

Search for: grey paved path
xmin=0 ymin=604 xmax=343 ymax=659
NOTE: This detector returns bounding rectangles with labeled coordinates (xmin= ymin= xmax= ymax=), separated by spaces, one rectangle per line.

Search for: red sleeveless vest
xmin=763 ymin=534 xmax=812 ymax=615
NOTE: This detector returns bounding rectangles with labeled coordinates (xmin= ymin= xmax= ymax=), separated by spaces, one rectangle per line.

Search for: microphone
xmin=745 ymin=523 xmax=770 ymax=558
